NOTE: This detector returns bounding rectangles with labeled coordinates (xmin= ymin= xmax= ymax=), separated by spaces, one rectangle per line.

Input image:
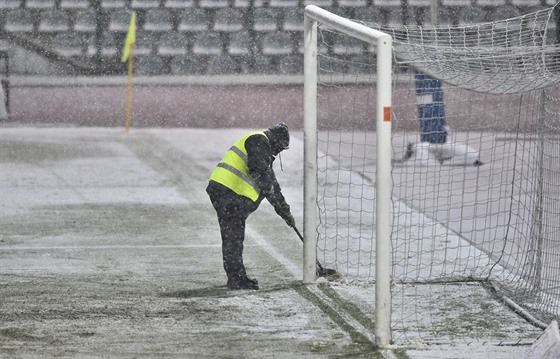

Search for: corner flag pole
xmin=121 ymin=12 xmax=136 ymax=132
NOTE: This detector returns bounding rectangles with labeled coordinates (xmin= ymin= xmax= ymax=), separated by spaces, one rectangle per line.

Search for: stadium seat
xmin=261 ymin=31 xmax=294 ymax=55
xmin=488 ymin=5 xmax=521 ymax=21
xmin=98 ymin=33 xmax=118 ymax=57
xmin=213 ymin=8 xmax=245 ymax=32
xmin=408 ymin=0 xmax=432 ymax=7
xmin=52 ymin=32 xmax=83 ymax=57
xmin=143 ymin=9 xmax=174 ymax=32
xmin=332 ymin=34 xmax=364 ymax=55
xmin=73 ymin=9 xmax=97 ymax=33
xmin=108 ymin=9 xmax=133 ymax=32
xmin=353 ymin=7 xmax=383 ymax=25
xmin=227 ymin=32 xmax=253 ymax=56
xmin=60 ymin=0 xmax=90 ymax=9
xmin=372 ymin=0 xmax=401 ymax=7
xmin=207 ymin=55 xmax=240 ymax=74
xmin=157 ymin=32 xmax=189 ymax=56
xmin=253 ymin=8 xmax=279 ymax=32
xmin=457 ymin=6 xmax=487 ymax=25
xmin=303 ymin=0 xmax=334 ymax=7
xmin=164 ymin=0 xmax=195 ymax=8
xmin=510 ymin=0 xmax=541 ymax=6
xmin=319 ymin=56 xmax=347 ymax=73
xmin=385 ymin=7 xmax=405 ymax=25
xmin=177 ymin=9 xmax=209 ymax=32
xmin=135 ymin=55 xmax=166 ymax=75
xmin=269 ymin=0 xmax=299 ymax=7
xmin=283 ymin=9 xmax=304 ymax=32
xmin=131 ymin=0 xmax=161 ymax=9
xmin=199 ymin=0 xmax=229 ymax=8
xmin=252 ymin=55 xmax=275 ymax=73
xmin=0 ymin=0 xmax=21 ymax=9
xmin=26 ymin=0 xmax=54 ymax=9
xmin=233 ymin=0 xmax=250 ymax=7
xmin=170 ymin=55 xmax=207 ymax=75
xmin=192 ymin=32 xmax=223 ymax=55
xmin=338 ymin=0 xmax=368 ymax=7
xmin=101 ymin=0 xmax=126 ymax=8
xmin=441 ymin=0 xmax=472 ymax=6
xmin=134 ymin=32 xmax=156 ymax=56
xmin=38 ymin=10 xmax=70 ymax=33
xmin=476 ymin=0 xmax=506 ymax=6
xmin=346 ymin=54 xmax=376 ymax=74
xmin=278 ymin=54 xmax=303 ymax=74
xmin=4 ymin=9 xmax=34 ymax=32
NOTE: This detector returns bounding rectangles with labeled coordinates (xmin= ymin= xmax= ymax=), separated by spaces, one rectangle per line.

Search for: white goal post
xmin=303 ymin=5 xmax=393 ymax=347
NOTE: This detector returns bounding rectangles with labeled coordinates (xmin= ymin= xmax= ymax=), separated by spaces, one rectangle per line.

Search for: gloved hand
xmin=283 ymin=212 xmax=296 ymax=228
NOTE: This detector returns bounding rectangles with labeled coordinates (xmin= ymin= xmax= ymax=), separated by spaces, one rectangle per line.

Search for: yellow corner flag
xmin=122 ymin=11 xmax=136 ymax=132
xmin=121 ymin=11 xmax=136 ymax=63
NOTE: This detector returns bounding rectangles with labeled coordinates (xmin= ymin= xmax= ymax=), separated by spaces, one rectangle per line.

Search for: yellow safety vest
xmin=210 ymin=132 xmax=266 ymax=202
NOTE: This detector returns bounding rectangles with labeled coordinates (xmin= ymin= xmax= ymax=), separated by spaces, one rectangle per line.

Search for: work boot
xmin=227 ymin=276 xmax=259 ymax=290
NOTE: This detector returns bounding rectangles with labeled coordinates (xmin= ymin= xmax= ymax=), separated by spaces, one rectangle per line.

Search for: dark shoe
xmin=227 ymin=276 xmax=259 ymax=290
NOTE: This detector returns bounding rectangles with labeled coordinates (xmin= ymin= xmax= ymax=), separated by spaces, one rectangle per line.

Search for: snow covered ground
xmin=0 ymin=127 xmax=545 ymax=358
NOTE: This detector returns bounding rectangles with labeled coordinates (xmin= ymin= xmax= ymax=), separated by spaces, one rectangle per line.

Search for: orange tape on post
xmin=383 ymin=106 xmax=391 ymax=122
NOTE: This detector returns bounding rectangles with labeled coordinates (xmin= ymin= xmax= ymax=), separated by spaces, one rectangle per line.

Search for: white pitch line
xmin=0 ymin=244 xmax=222 ymax=251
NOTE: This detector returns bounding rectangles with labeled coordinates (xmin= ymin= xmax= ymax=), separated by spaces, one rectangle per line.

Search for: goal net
xmin=306 ymin=4 xmax=560 ymax=345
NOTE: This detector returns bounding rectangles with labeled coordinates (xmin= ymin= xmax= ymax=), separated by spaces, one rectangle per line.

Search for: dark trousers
xmin=206 ymin=181 xmax=262 ymax=281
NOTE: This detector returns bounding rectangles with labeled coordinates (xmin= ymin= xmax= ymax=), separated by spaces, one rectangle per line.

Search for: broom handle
xmin=292 ymin=225 xmax=325 ymax=272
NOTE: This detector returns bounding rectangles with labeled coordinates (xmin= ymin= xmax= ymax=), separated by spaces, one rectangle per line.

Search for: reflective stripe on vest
xmin=210 ymin=132 xmax=265 ymax=202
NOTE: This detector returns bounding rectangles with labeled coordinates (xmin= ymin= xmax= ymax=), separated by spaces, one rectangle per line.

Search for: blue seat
xmin=283 ymin=9 xmax=304 ymax=32
xmin=135 ymin=55 xmax=166 ymax=75
xmin=261 ymin=31 xmax=293 ymax=55
xmin=0 ymin=0 xmax=22 ymax=9
xmin=170 ymin=56 xmax=207 ymax=75
xmin=177 ymin=9 xmax=209 ymax=32
xmin=192 ymin=32 xmax=223 ymax=55
xmin=52 ymin=32 xmax=83 ymax=57
xmin=73 ymin=9 xmax=97 ymax=33
xmin=164 ymin=0 xmax=195 ymax=8
xmin=214 ymin=8 xmax=245 ymax=32
xmin=26 ymin=0 xmax=55 ymax=9
xmin=143 ymin=9 xmax=174 ymax=32
xmin=4 ymin=9 xmax=34 ymax=32
xmin=253 ymin=8 xmax=279 ymax=32
xmin=38 ymin=10 xmax=70 ymax=33
xmin=227 ymin=32 xmax=253 ymax=56
xmin=157 ymin=32 xmax=189 ymax=56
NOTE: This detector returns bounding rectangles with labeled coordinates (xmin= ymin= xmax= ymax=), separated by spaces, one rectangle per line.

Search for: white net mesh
xmin=312 ymin=4 xmax=560 ymax=344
